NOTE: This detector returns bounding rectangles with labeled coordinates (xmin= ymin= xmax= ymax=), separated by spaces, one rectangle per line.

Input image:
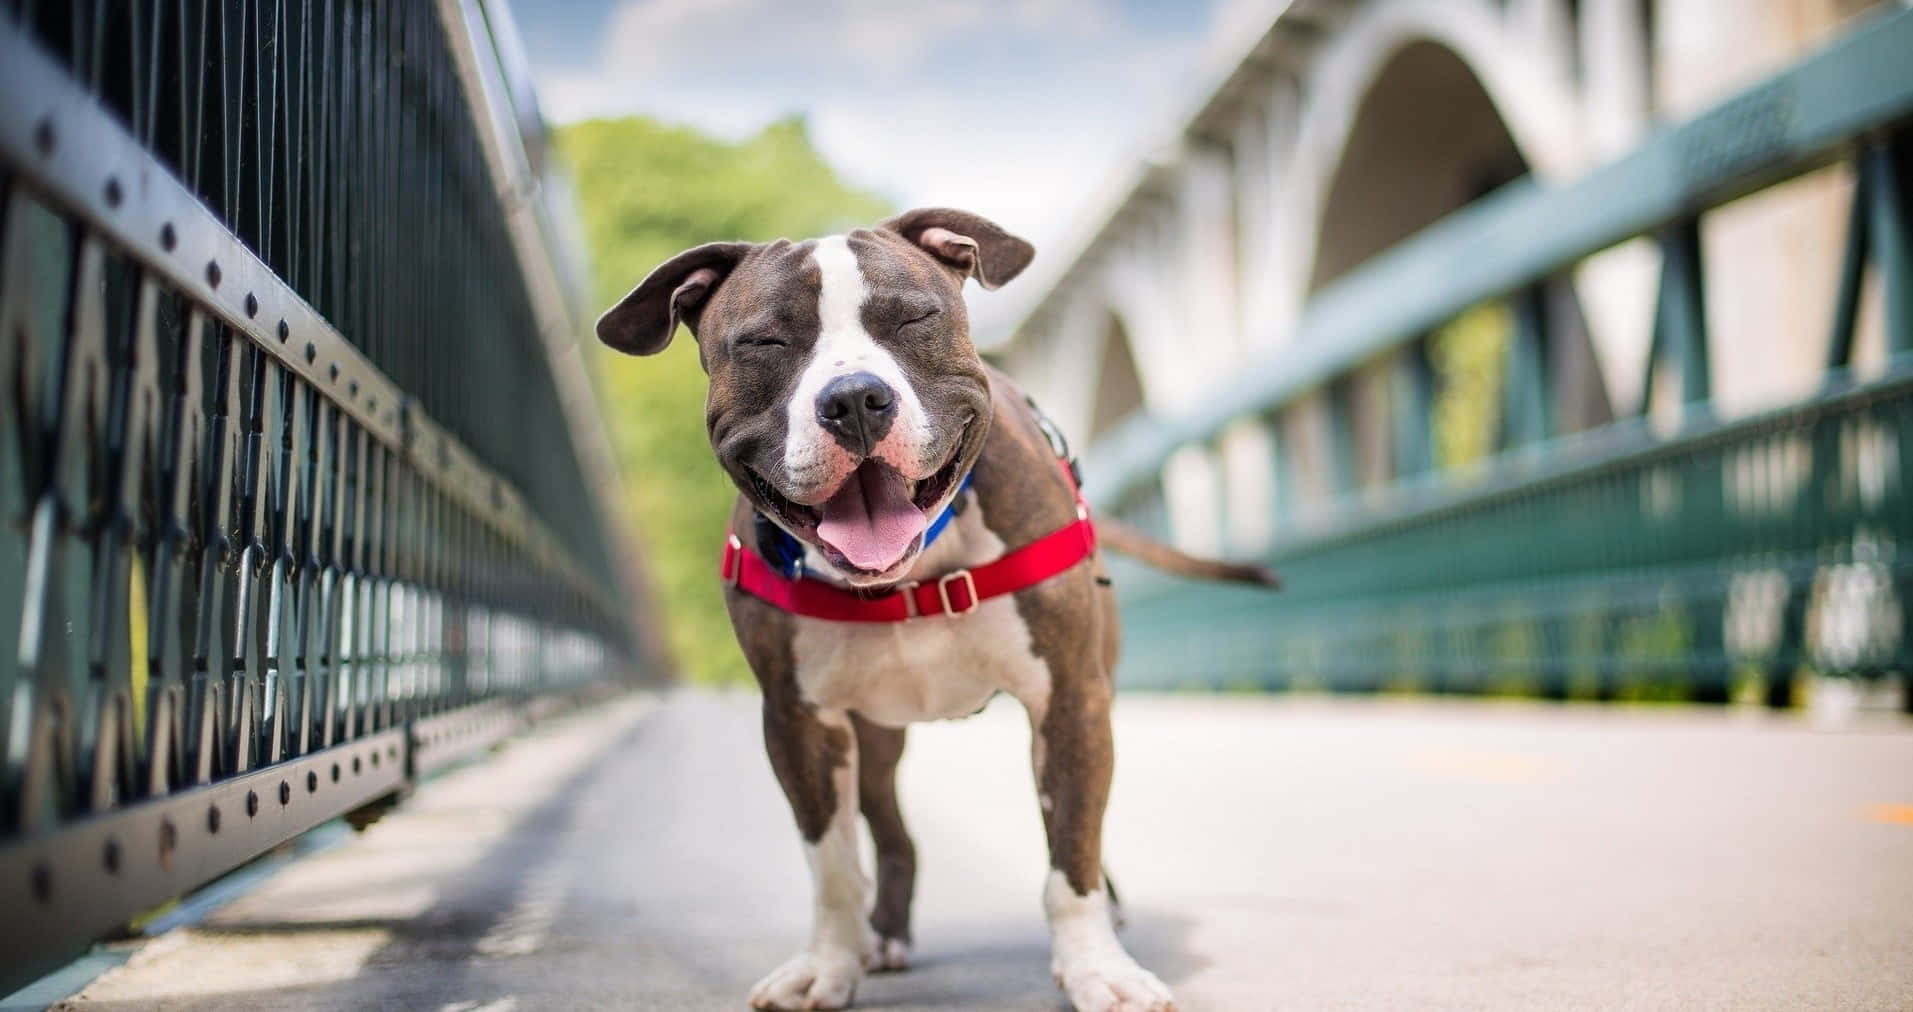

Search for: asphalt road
xmin=51 ymin=692 xmax=1913 ymax=1011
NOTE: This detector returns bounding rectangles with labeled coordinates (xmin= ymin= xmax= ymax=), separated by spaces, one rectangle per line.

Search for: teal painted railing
xmin=0 ymin=1 xmax=648 ymax=991
xmin=1094 ymin=10 xmax=1913 ymax=706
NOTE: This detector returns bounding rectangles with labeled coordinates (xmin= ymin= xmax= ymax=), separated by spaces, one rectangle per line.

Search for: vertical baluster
xmin=370 ymin=439 xmax=392 ymax=732
xmin=100 ymin=270 xmax=163 ymax=805
xmin=0 ymin=192 xmax=27 ymax=828
xmin=315 ymin=400 xmax=342 ymax=748
xmin=1653 ymin=218 xmax=1711 ymax=413
xmin=19 ymin=233 xmax=109 ymax=827
xmin=149 ymin=299 xmax=203 ymax=789
xmin=1502 ymin=283 xmax=1552 ymax=449
xmin=290 ymin=382 xmax=320 ymax=757
xmin=1869 ymin=132 xmax=1913 ymax=710
xmin=188 ymin=326 xmax=237 ymax=785
xmin=0 ymin=193 xmax=73 ymax=831
xmin=1866 ymin=134 xmax=1911 ymax=357
xmin=230 ymin=347 xmax=277 ymax=773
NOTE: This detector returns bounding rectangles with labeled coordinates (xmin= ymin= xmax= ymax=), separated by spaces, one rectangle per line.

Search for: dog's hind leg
xmin=854 ymin=713 xmax=915 ymax=971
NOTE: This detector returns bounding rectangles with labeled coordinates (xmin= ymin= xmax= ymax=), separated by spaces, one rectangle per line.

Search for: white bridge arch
xmin=992 ymin=0 xmax=1887 ymax=554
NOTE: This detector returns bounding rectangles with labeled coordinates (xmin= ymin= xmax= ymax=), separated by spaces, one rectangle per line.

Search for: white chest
xmin=791 ymin=502 xmax=1052 ymax=727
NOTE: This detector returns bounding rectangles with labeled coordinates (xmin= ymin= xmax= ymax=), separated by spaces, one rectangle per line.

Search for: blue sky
xmin=514 ymin=0 xmax=1277 ymax=268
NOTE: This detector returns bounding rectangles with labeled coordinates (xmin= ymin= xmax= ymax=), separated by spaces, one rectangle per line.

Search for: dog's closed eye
xmin=735 ymin=331 xmax=789 ymax=349
xmin=898 ymin=308 xmax=940 ymax=333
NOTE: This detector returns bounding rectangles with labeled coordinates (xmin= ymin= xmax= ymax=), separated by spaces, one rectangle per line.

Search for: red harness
xmin=720 ymin=466 xmax=1096 ymax=623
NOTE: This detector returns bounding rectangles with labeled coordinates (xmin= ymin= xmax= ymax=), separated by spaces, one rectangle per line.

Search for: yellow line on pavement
xmin=1405 ymin=748 xmax=1561 ymax=784
xmin=1863 ymin=804 xmax=1913 ymax=825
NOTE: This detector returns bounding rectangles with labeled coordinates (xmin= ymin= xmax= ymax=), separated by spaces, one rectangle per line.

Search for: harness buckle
xmin=899 ymin=581 xmax=921 ymax=619
xmin=936 ymin=569 xmax=979 ymax=616
xmin=722 ymin=534 xmax=743 ymax=586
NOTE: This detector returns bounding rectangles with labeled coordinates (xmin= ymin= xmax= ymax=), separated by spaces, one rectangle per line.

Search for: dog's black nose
xmin=816 ymin=372 xmax=897 ymax=454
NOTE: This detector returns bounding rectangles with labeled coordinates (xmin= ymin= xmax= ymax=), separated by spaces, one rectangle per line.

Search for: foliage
xmin=1429 ymin=301 xmax=1512 ymax=472
xmin=556 ymin=115 xmax=891 ymax=686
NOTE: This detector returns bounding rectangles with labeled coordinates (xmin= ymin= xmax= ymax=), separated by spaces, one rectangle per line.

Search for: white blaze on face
xmin=782 ymin=236 xmax=935 ymax=499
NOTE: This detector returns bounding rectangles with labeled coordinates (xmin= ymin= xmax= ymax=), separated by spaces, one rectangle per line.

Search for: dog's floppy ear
xmin=880 ymin=208 xmax=1034 ymax=290
xmin=596 ymin=241 xmax=754 ymax=355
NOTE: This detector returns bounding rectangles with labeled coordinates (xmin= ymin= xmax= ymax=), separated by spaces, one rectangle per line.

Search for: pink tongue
xmin=817 ymin=462 xmax=927 ymax=571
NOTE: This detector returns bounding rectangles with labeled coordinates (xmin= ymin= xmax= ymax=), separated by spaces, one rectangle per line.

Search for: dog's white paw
xmin=862 ymin=932 xmax=910 ymax=972
xmin=1052 ymin=951 xmax=1176 ymax=1012
xmin=749 ymin=949 xmax=863 ymax=1010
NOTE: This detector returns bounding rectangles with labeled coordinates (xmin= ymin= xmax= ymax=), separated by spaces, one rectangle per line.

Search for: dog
xmin=597 ymin=208 xmax=1274 ymax=1012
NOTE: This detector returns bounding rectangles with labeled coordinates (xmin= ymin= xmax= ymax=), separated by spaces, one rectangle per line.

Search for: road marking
xmin=439 ymin=999 xmax=517 ymax=1012
xmin=1405 ymin=748 xmax=1561 ymax=784
xmin=1863 ymin=804 xmax=1913 ymax=825
xmin=476 ymin=856 xmax=567 ymax=958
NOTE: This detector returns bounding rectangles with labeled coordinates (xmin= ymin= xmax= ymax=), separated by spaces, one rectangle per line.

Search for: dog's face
xmin=597 ymin=208 xmax=1034 ymax=587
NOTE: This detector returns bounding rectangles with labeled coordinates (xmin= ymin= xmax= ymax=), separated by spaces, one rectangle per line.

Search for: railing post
xmin=1880 ymin=134 xmax=1913 ymax=713
xmin=1502 ymin=284 xmax=1552 ymax=448
xmin=1268 ymin=413 xmax=1295 ymax=535
xmin=1391 ymin=340 xmax=1434 ymax=477
xmin=1868 ymin=132 xmax=1913 ymax=358
xmin=1327 ymin=379 xmax=1358 ymax=495
xmin=1654 ymin=219 xmax=1733 ymax=700
xmin=1652 ymin=218 xmax=1711 ymax=413
xmin=1826 ymin=152 xmax=1872 ymax=370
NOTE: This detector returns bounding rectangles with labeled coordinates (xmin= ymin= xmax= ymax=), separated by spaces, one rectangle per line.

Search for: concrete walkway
xmin=51 ymin=692 xmax=1913 ymax=1010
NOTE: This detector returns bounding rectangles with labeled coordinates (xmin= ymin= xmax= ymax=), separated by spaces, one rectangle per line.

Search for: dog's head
xmin=597 ymin=208 xmax=1034 ymax=587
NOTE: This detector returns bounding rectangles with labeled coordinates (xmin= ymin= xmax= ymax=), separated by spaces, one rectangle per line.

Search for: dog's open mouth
xmin=747 ymin=437 xmax=967 ymax=577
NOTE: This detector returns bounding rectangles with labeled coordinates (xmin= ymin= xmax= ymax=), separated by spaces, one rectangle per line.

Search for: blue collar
xmin=921 ymin=470 xmax=974 ymax=549
xmin=754 ymin=470 xmax=974 ymax=579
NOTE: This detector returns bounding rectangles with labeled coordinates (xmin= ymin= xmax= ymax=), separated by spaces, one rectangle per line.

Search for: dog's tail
xmin=1096 ymin=516 xmax=1280 ymax=589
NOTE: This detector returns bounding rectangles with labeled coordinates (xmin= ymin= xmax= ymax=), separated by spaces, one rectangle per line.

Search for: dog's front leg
xmin=751 ymin=697 xmax=870 ymax=1010
xmin=1032 ymin=677 xmax=1175 ymax=1012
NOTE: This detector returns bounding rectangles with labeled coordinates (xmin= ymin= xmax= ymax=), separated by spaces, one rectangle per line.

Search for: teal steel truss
xmin=1093 ymin=11 xmax=1913 ymax=707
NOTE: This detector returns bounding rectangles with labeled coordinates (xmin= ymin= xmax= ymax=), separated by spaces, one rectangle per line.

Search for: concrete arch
xmin=1089 ymin=312 xmax=1147 ymax=442
xmin=1011 ymin=281 xmax=1164 ymax=446
xmin=1293 ymin=22 xmax=1614 ymax=473
xmin=1090 ymin=231 xmax=1196 ymax=412
xmin=1301 ymin=0 xmax=1584 ymax=181
xmin=1253 ymin=0 xmax=1584 ymax=352
xmin=994 ymin=0 xmax=1880 ymax=537
xmin=1305 ymin=38 xmax=1529 ymax=292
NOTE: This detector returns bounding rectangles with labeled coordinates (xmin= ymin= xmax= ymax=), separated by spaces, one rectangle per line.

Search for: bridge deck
xmin=51 ymin=694 xmax=1913 ymax=1011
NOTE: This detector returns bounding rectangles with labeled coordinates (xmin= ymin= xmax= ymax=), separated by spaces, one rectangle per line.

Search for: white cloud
xmin=532 ymin=0 xmax=1221 ymax=311
xmin=586 ymin=0 xmax=1121 ymax=90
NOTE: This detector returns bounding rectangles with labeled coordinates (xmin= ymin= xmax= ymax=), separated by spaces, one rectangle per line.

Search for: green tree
xmin=557 ymin=115 xmax=892 ymax=685
xmin=1429 ymin=301 xmax=1512 ymax=473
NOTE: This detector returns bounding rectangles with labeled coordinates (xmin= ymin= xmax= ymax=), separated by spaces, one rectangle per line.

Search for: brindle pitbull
xmin=597 ymin=208 xmax=1273 ymax=1012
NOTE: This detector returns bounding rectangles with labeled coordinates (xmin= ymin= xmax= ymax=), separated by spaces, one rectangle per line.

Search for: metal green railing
xmin=1093 ymin=9 xmax=1913 ymax=705
xmin=0 ymin=0 xmax=647 ymax=992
